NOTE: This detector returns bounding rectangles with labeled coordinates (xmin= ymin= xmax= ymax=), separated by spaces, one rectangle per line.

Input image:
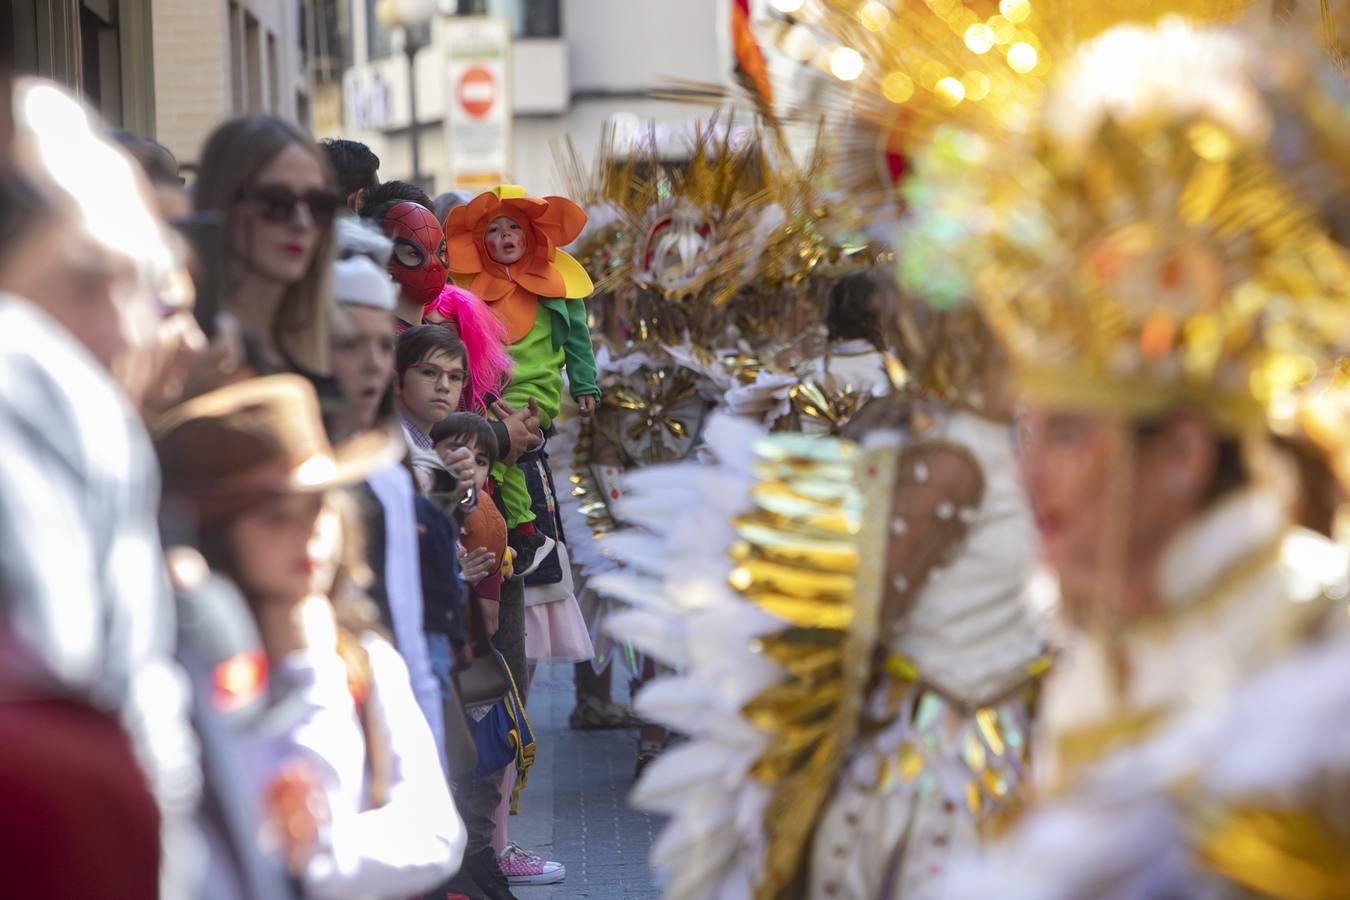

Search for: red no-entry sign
xmin=457 ymin=65 xmax=497 ymax=119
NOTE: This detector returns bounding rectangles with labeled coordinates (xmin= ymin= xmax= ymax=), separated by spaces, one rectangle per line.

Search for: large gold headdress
xmin=936 ymin=20 xmax=1350 ymax=432
xmin=766 ymin=0 xmax=1350 ymax=425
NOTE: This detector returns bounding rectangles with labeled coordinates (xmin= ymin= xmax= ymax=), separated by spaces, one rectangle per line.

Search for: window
xmin=297 ymin=89 xmax=312 ymax=130
xmin=454 ymin=0 xmax=561 ymax=39
xmin=366 ymin=0 xmax=392 ymax=59
xmin=512 ymin=0 xmax=561 ymax=39
xmin=267 ymin=32 xmax=279 ymax=112
xmin=229 ymin=1 xmax=245 ymax=113
xmin=79 ymin=2 xmax=122 ymax=124
xmin=245 ymin=12 xmax=263 ymax=112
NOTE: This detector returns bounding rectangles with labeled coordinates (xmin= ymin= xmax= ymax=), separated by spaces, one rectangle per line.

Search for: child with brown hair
xmin=432 ymin=412 xmax=567 ymax=890
xmin=154 ymin=375 xmax=464 ymax=897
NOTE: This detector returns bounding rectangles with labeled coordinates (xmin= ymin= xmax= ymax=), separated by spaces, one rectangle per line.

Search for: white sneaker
xmin=498 ymin=842 xmax=566 ymax=885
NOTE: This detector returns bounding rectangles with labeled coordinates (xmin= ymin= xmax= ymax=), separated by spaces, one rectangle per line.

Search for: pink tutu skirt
xmin=522 ymin=541 xmax=595 ymax=664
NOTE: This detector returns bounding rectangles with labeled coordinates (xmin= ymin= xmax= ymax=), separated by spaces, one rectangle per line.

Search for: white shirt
xmin=261 ymin=635 xmax=465 ymax=899
xmin=815 ymin=339 xmax=891 ymax=399
xmin=366 ymin=463 xmax=444 ymax=753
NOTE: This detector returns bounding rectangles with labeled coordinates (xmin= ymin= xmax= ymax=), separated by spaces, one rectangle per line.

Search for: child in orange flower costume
xmin=444 ymin=185 xmax=597 ymax=666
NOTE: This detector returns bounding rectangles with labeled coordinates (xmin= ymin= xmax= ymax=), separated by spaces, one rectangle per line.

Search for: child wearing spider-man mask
xmin=361 ymin=185 xmax=450 ymax=330
xmin=444 ymin=184 xmax=597 ymax=663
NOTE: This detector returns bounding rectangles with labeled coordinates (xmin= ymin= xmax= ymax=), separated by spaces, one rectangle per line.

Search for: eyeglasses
xmin=412 ymin=361 xmax=467 ymax=386
xmin=237 ymin=184 xmax=341 ymax=226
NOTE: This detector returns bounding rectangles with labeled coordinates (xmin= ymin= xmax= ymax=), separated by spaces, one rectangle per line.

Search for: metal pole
xmin=405 ymin=36 xmax=421 ymax=188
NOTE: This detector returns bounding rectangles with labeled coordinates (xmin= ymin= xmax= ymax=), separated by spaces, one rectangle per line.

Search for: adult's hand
xmin=173 ymin=312 xmax=246 ymax=405
xmin=491 ymin=398 xmax=543 ymax=463
xmin=577 ymin=395 xmax=597 ymax=416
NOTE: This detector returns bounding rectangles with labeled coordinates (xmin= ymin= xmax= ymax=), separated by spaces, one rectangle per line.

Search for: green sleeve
xmin=562 ymin=299 xmax=600 ymax=399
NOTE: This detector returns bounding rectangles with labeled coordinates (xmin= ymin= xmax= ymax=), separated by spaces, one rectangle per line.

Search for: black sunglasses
xmin=238 ymin=184 xmax=341 ymax=226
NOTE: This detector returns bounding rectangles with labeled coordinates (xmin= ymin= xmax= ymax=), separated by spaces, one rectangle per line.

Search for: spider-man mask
xmin=381 ymin=202 xmax=448 ymax=305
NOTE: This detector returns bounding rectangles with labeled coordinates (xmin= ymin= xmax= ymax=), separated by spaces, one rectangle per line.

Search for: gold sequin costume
xmin=593 ymin=2 xmax=1350 ymax=897
xmin=552 ymin=117 xmax=874 ymax=573
xmin=918 ymin=17 xmax=1350 ymax=898
xmin=594 ymin=405 xmax=1047 ymax=900
xmin=588 ymin=16 xmax=1056 ymax=896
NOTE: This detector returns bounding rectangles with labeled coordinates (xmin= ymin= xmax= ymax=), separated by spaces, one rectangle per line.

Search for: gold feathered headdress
xmin=949 ymin=21 xmax=1350 ymax=431
xmin=766 ymin=4 xmax=1350 ymax=429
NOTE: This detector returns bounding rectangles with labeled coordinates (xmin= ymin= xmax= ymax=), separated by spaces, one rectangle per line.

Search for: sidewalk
xmin=509 ymin=663 xmax=662 ymax=900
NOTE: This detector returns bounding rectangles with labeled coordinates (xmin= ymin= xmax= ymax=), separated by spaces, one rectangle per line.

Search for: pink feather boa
xmin=423 ymin=284 xmax=513 ymax=413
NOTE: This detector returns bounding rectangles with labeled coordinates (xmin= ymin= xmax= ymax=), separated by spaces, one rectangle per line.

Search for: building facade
xmin=3 ymin=0 xmax=319 ymax=168
xmin=327 ymin=0 xmax=733 ymax=196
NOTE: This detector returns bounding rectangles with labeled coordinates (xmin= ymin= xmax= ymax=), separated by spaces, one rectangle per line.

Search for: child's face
xmin=397 ymin=349 xmax=466 ymax=430
xmin=228 ymin=493 xmax=330 ymax=605
xmin=484 ymin=215 xmax=526 ymax=266
xmin=330 ymin=304 xmax=395 ymax=434
xmin=436 ymin=436 xmax=492 ymax=494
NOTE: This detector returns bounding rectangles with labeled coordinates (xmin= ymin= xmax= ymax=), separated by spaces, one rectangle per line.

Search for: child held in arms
xmin=443 ymin=185 xmax=599 ymax=574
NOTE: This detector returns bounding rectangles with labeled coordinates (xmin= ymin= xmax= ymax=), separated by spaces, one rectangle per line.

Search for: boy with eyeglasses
xmin=395 ymin=325 xmax=470 ymax=450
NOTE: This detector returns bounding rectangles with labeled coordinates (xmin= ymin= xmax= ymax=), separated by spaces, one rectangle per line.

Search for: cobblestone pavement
xmin=509 ymin=663 xmax=663 ymax=900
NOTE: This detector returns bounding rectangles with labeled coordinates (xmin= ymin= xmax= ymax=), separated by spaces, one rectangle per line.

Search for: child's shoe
xmin=497 ymin=843 xmax=566 ymax=886
xmin=507 ymin=529 xmax=555 ymax=578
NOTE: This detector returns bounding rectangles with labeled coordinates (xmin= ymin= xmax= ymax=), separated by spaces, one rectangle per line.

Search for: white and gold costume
xmin=596 ymin=2 xmax=1350 ymax=897
xmin=596 ymin=403 xmax=1047 ymax=900
xmin=920 ymin=13 xmax=1350 ymax=899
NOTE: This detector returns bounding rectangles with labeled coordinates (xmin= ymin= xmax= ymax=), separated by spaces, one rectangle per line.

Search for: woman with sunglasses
xmin=194 ymin=115 xmax=342 ymax=377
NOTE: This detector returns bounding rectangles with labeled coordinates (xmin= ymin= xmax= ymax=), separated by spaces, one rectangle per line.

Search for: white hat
xmin=335 ymin=215 xmax=393 ymax=266
xmin=333 ymin=255 xmax=397 ymax=311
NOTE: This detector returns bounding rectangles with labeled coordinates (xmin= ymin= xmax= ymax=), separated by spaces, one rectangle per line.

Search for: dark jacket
xmin=414 ymin=495 xmax=469 ymax=655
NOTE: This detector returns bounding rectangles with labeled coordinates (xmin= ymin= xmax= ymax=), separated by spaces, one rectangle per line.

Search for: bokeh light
xmin=1007 ymin=42 xmax=1038 ymax=73
xmin=882 ymin=70 xmax=916 ymax=103
xmin=936 ymin=76 xmax=966 ymax=105
xmin=859 ymin=0 xmax=891 ymax=31
xmin=999 ymin=0 xmax=1032 ymax=24
xmin=830 ymin=46 xmax=866 ymax=81
xmin=964 ymin=24 xmax=996 ymax=54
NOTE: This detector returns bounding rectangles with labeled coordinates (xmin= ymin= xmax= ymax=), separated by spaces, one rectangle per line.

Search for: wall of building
xmin=565 ymin=0 xmax=729 ymax=93
xmin=4 ymin=0 xmax=157 ymax=135
xmin=151 ymin=0 xmax=231 ymax=164
xmin=328 ymin=0 xmax=734 ymax=196
xmin=152 ymin=0 xmax=314 ymax=167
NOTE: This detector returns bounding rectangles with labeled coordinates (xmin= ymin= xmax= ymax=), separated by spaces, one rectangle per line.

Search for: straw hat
xmin=154 ymin=374 xmax=400 ymax=517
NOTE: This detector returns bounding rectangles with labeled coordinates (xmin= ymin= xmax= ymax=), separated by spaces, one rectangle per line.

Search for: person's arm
xmin=562 ymin=299 xmax=600 ymax=400
xmin=300 ymin=640 xmax=465 ymax=899
xmin=364 ymin=466 xmax=445 ymax=752
xmin=420 ymin=501 xmax=469 ymax=653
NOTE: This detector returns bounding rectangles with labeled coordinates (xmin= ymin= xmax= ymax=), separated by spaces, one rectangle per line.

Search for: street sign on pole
xmin=442 ymin=16 xmax=512 ymax=189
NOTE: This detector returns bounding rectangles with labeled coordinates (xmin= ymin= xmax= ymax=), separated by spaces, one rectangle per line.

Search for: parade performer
xmin=553 ymin=116 xmax=881 ymax=764
xmin=922 ymin=17 xmax=1350 ymax=898
xmin=584 ymin=0 xmax=1350 ymax=895
xmin=588 ymin=107 xmax=1050 ymax=900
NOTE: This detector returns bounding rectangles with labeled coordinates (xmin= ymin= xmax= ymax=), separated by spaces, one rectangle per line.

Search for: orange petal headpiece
xmin=444 ymin=184 xmax=593 ymax=309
